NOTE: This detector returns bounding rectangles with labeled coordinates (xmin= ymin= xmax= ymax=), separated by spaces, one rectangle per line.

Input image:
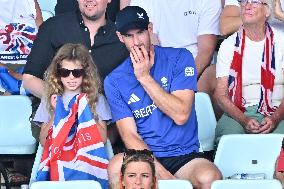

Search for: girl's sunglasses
xmin=58 ymin=68 xmax=84 ymax=78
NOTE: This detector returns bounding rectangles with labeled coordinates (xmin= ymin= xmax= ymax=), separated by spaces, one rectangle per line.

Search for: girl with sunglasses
xmin=120 ymin=149 xmax=157 ymax=189
xmin=33 ymin=43 xmax=111 ymax=146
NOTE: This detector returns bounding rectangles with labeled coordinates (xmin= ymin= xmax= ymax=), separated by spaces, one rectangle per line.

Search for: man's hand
xmin=259 ymin=116 xmax=277 ymax=134
xmin=130 ymin=45 xmax=154 ymax=81
xmin=243 ymin=117 xmax=261 ymax=134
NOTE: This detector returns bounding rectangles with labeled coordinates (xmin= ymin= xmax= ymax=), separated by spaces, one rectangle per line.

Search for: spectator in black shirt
xmin=23 ymin=0 xmax=129 ymax=98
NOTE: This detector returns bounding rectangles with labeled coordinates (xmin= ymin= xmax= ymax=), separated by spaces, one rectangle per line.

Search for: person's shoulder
xmin=155 ymin=45 xmax=188 ymax=54
xmin=42 ymin=11 xmax=78 ymax=27
xmin=105 ymin=19 xmax=117 ymax=32
xmin=220 ymin=32 xmax=237 ymax=46
xmin=156 ymin=46 xmax=193 ymax=59
xmin=272 ymin=26 xmax=284 ymax=48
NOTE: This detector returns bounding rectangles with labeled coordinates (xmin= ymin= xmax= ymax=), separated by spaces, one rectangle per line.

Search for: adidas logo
xmin=128 ymin=93 xmax=140 ymax=104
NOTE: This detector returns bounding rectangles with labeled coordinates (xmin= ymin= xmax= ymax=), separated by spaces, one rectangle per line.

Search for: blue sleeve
xmin=170 ymin=49 xmax=197 ymax=92
xmin=104 ymin=76 xmax=133 ymax=122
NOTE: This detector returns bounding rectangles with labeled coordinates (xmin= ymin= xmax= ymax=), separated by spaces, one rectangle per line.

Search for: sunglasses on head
xmin=123 ymin=149 xmax=154 ymax=162
xmin=58 ymin=68 xmax=84 ymax=78
xmin=237 ymin=0 xmax=267 ymax=5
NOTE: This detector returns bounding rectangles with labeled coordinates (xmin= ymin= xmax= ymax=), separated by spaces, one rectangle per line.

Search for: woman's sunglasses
xmin=58 ymin=68 xmax=84 ymax=78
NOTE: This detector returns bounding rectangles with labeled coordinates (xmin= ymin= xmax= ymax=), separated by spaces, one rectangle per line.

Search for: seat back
xmin=29 ymin=145 xmax=44 ymax=185
xmin=30 ymin=180 xmax=102 ymax=189
xmin=42 ymin=10 xmax=54 ymax=21
xmin=195 ymin=92 xmax=216 ymax=151
xmin=211 ymin=179 xmax=282 ymax=189
xmin=105 ymin=139 xmax=114 ymax=159
xmin=158 ymin=180 xmax=193 ymax=189
xmin=0 ymin=95 xmax=36 ymax=154
xmin=38 ymin=0 xmax=57 ymax=14
xmin=214 ymin=134 xmax=283 ymax=179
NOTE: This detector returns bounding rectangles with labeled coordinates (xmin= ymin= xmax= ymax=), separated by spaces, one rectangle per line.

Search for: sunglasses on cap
xmin=238 ymin=0 xmax=267 ymax=5
xmin=58 ymin=68 xmax=84 ymax=78
xmin=123 ymin=149 xmax=154 ymax=162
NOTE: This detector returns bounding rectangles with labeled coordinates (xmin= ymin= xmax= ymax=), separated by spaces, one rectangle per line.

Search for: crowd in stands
xmin=0 ymin=0 xmax=284 ymax=189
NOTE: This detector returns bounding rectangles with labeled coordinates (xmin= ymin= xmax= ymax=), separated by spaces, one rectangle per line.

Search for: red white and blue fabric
xmin=36 ymin=93 xmax=109 ymax=189
xmin=228 ymin=24 xmax=277 ymax=116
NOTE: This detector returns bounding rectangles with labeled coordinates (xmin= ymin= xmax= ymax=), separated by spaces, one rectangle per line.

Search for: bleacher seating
xmin=0 ymin=95 xmax=37 ymax=188
xmin=42 ymin=10 xmax=54 ymax=21
xmin=195 ymin=92 xmax=217 ymax=151
xmin=211 ymin=179 xmax=282 ymax=189
xmin=158 ymin=179 xmax=193 ymax=189
xmin=214 ymin=134 xmax=283 ymax=179
xmin=37 ymin=0 xmax=56 ymax=15
xmin=30 ymin=180 xmax=102 ymax=189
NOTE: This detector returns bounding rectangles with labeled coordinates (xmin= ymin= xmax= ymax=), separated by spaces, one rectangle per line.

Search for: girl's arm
xmin=96 ymin=120 xmax=107 ymax=144
xmin=39 ymin=114 xmax=54 ymax=146
xmin=39 ymin=95 xmax=57 ymax=146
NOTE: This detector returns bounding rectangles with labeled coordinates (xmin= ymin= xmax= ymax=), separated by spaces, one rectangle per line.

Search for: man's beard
xmin=81 ymin=12 xmax=100 ymax=21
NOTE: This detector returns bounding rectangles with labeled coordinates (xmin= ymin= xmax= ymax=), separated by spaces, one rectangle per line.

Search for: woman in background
xmin=120 ymin=149 xmax=157 ymax=189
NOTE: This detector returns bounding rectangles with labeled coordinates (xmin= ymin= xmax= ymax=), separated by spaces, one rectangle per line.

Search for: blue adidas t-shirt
xmin=104 ymin=46 xmax=199 ymax=157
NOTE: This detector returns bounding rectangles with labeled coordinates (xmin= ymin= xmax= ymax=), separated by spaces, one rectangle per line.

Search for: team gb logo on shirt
xmin=185 ymin=67 xmax=194 ymax=77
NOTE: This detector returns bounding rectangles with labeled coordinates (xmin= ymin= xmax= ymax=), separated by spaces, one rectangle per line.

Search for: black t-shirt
xmin=24 ymin=11 xmax=129 ymax=80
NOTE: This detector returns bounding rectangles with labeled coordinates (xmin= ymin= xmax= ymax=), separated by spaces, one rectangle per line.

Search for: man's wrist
xmin=270 ymin=115 xmax=279 ymax=127
xmin=138 ymin=74 xmax=153 ymax=85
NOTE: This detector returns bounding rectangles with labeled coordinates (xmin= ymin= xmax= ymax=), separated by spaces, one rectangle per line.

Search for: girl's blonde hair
xmin=44 ymin=43 xmax=101 ymax=117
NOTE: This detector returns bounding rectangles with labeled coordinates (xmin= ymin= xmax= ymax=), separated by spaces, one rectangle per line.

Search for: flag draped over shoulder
xmin=36 ymin=93 xmax=109 ymax=189
xmin=228 ymin=24 xmax=276 ymax=116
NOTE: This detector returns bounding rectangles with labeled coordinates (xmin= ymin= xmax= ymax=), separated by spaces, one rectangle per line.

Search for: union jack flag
xmin=257 ymin=24 xmax=277 ymax=116
xmin=228 ymin=24 xmax=276 ymax=115
xmin=228 ymin=30 xmax=246 ymax=112
xmin=36 ymin=93 xmax=109 ymax=189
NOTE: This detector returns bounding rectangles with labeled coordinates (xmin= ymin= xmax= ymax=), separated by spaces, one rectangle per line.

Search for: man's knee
xmin=197 ymin=166 xmax=222 ymax=183
xmin=194 ymin=163 xmax=222 ymax=189
xmin=175 ymin=158 xmax=221 ymax=189
xmin=108 ymin=153 xmax=124 ymax=189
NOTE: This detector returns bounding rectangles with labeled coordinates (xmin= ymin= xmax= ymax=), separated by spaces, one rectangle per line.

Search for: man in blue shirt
xmin=104 ymin=6 xmax=221 ymax=189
